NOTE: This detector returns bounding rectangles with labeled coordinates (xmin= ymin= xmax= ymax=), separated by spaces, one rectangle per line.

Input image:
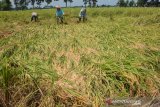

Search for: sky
xmin=48 ymin=0 xmax=119 ymax=7
xmin=9 ymin=0 xmax=119 ymax=8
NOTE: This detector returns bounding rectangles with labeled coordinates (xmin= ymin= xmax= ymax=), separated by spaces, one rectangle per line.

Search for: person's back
xmin=31 ymin=12 xmax=38 ymax=22
xmin=56 ymin=9 xmax=64 ymax=17
xmin=32 ymin=12 xmax=37 ymax=16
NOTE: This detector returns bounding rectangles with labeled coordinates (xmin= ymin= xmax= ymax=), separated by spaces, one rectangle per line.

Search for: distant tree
xmin=125 ymin=0 xmax=129 ymax=6
xmin=63 ymin=0 xmax=73 ymax=7
xmin=0 ymin=0 xmax=11 ymax=10
xmin=117 ymin=0 xmax=126 ymax=7
xmin=150 ymin=0 xmax=155 ymax=5
xmin=68 ymin=0 xmax=73 ymax=7
xmin=92 ymin=0 xmax=97 ymax=7
xmin=83 ymin=0 xmax=91 ymax=7
xmin=0 ymin=1 xmax=7 ymax=10
xmin=155 ymin=0 xmax=159 ymax=7
xmin=36 ymin=0 xmax=44 ymax=8
xmin=83 ymin=0 xmax=97 ymax=7
xmin=137 ymin=0 xmax=147 ymax=7
xmin=13 ymin=0 xmax=30 ymax=10
xmin=88 ymin=0 xmax=91 ymax=7
xmin=83 ymin=0 xmax=87 ymax=7
xmin=19 ymin=0 xmax=30 ymax=9
xmin=14 ymin=0 xmax=19 ymax=9
xmin=45 ymin=0 xmax=52 ymax=6
xmin=151 ymin=0 xmax=159 ymax=7
xmin=129 ymin=0 xmax=135 ymax=7
xmin=30 ymin=0 xmax=36 ymax=8
xmin=64 ymin=0 xmax=68 ymax=7
xmin=5 ymin=0 xmax=11 ymax=10
xmin=145 ymin=0 xmax=160 ymax=7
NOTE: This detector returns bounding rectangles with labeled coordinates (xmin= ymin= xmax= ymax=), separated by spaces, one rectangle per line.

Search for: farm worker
xmin=55 ymin=5 xmax=64 ymax=23
xmin=31 ymin=12 xmax=38 ymax=22
xmin=79 ymin=6 xmax=87 ymax=22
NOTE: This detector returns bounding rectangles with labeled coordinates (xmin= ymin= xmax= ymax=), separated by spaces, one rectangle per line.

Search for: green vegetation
xmin=0 ymin=0 xmax=11 ymax=10
xmin=0 ymin=8 xmax=160 ymax=106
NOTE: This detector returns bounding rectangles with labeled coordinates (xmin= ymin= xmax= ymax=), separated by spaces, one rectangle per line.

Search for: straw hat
xmin=55 ymin=5 xmax=61 ymax=9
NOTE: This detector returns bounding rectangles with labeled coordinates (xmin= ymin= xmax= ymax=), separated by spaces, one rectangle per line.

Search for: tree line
xmin=0 ymin=0 xmax=159 ymax=11
xmin=0 ymin=0 xmax=98 ymax=10
xmin=117 ymin=0 xmax=160 ymax=7
xmin=0 ymin=0 xmax=54 ymax=10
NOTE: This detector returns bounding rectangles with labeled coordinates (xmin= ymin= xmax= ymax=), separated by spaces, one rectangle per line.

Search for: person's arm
xmin=56 ymin=11 xmax=58 ymax=16
xmin=79 ymin=11 xmax=81 ymax=17
xmin=79 ymin=9 xmax=82 ymax=17
xmin=62 ymin=10 xmax=64 ymax=15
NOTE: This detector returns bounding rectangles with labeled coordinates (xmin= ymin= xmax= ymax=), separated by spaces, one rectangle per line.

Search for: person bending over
xmin=31 ymin=12 xmax=38 ymax=22
xmin=79 ymin=6 xmax=87 ymax=22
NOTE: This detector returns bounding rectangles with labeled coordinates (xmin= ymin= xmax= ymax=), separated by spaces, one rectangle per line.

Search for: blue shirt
xmin=56 ymin=9 xmax=64 ymax=17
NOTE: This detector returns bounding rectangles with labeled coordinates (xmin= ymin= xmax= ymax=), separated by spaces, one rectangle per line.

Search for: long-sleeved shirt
xmin=56 ymin=9 xmax=64 ymax=17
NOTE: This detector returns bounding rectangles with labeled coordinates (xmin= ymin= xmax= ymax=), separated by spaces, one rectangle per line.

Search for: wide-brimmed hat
xmin=55 ymin=5 xmax=61 ymax=8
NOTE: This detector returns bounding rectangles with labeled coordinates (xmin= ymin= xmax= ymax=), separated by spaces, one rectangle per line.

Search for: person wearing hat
xmin=31 ymin=12 xmax=38 ymax=22
xmin=79 ymin=6 xmax=87 ymax=22
xmin=55 ymin=6 xmax=64 ymax=23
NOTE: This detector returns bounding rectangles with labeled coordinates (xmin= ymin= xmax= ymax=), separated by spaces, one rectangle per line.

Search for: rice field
xmin=0 ymin=7 xmax=160 ymax=107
